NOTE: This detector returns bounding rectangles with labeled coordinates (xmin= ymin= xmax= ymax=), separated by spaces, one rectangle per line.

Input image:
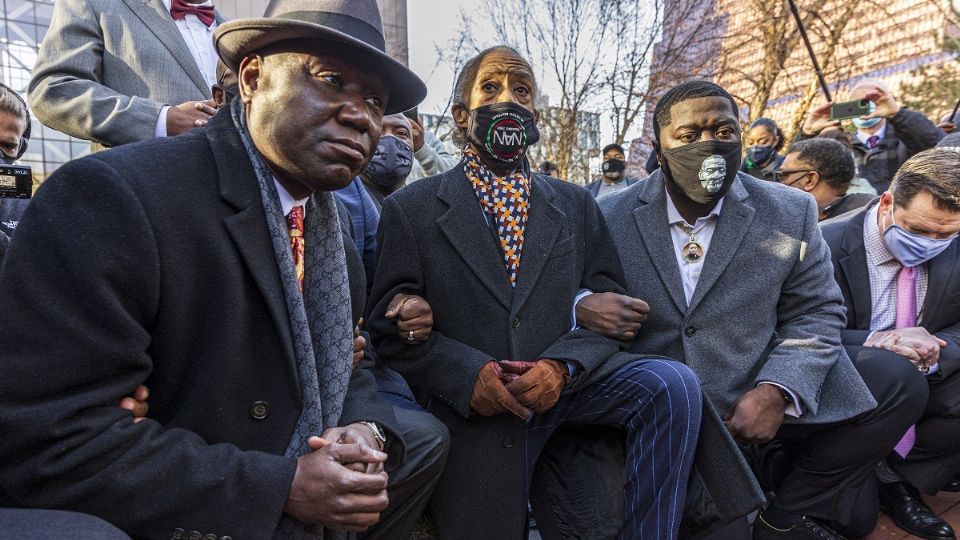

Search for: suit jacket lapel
xmin=123 ymin=0 xmax=211 ymax=95
xmin=633 ymin=174 xmax=688 ymax=313
xmin=436 ymin=167 xmax=513 ymax=310
xmin=922 ymin=241 xmax=959 ymax=326
xmin=837 ymin=209 xmax=873 ymax=329
xmin=511 ymin=175 xmax=561 ymax=313
xmin=209 ymin=113 xmax=300 ymax=400
xmin=687 ymin=177 xmax=755 ymax=313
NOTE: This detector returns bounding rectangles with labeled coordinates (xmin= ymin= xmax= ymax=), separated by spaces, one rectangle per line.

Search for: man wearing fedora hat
xmin=0 ymin=1 xmax=446 ymax=539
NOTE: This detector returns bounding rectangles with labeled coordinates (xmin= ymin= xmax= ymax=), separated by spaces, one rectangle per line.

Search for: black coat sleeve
xmin=366 ymin=195 xmax=494 ymax=417
xmin=0 ymin=158 xmax=295 ymax=540
xmin=889 ymin=107 xmax=943 ymax=157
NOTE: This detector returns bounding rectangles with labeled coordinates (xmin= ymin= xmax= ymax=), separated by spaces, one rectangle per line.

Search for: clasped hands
xmin=470 ymin=359 xmax=571 ymax=420
xmin=864 ymin=326 xmax=945 ymax=372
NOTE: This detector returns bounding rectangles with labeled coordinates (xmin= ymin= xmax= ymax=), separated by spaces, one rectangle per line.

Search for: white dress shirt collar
xmin=274 ymin=178 xmax=310 ymax=217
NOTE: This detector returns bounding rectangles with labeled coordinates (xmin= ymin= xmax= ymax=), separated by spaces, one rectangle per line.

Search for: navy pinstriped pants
xmin=525 ymin=358 xmax=702 ymax=540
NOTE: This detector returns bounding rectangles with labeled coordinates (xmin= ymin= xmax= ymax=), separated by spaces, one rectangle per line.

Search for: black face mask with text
xmin=467 ymin=102 xmax=540 ymax=165
xmin=658 ymin=140 xmax=741 ymax=205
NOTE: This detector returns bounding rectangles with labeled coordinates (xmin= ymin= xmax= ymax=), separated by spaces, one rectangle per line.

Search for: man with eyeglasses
xmin=776 ymin=138 xmax=875 ymax=221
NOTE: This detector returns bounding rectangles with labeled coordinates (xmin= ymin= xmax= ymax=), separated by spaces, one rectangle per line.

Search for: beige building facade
xmin=636 ymin=0 xmax=954 ymax=164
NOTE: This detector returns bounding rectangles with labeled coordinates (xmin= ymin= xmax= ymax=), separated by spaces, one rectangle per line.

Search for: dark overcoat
xmin=0 ymin=112 xmax=399 ymax=540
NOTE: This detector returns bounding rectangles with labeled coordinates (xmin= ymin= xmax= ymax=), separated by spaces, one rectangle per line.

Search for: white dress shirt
xmin=274 ymin=178 xmax=310 ymax=218
xmin=154 ymin=0 xmax=219 ymax=137
xmin=665 ymin=191 xmax=723 ymax=306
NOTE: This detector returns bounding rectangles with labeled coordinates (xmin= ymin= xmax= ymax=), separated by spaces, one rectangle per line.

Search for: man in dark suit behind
xmin=0 ymin=2 xmax=445 ymax=538
xmin=822 ymin=148 xmax=960 ymax=540
xmin=366 ymin=45 xmax=701 ymax=540
xmin=585 ymin=143 xmax=640 ymax=198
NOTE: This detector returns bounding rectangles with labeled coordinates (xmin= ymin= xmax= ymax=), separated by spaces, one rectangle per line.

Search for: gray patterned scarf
xmin=231 ymin=100 xmax=354 ymax=540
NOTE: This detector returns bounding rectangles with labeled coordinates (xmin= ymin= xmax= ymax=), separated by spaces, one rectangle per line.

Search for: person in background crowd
xmin=822 ymin=148 xmax=960 ymax=540
xmin=0 ymin=2 xmax=448 ymax=538
xmin=778 ymin=138 xmax=875 ymax=221
xmin=406 ymin=110 xmax=457 ymax=183
xmin=29 ymin=0 xmax=224 ymax=150
xmin=357 ymin=113 xmax=416 ymax=211
xmin=741 ymin=117 xmax=785 ymax=181
xmin=816 ymin=126 xmax=879 ymax=196
xmin=585 ymin=143 xmax=639 ymax=197
xmin=938 ymin=132 xmax=960 ymax=149
xmin=0 ymin=83 xmax=31 ymax=263
xmin=591 ymin=80 xmax=925 ymax=540
xmin=539 ymin=160 xmax=559 ymax=177
xmin=211 ymin=59 xmax=239 ymax=108
xmin=938 ymin=112 xmax=956 ymax=134
xmin=800 ymin=79 xmax=943 ymax=193
xmin=367 ymin=45 xmax=701 ymax=540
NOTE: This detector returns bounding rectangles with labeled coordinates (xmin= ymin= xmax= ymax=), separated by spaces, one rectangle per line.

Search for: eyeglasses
xmin=773 ymin=169 xmax=812 ymax=186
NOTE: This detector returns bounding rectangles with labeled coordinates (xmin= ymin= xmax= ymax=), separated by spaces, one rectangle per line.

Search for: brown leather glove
xmin=497 ymin=360 xmax=537 ymax=384
xmin=505 ymin=359 xmax=571 ymax=413
xmin=470 ymin=361 xmax=533 ymax=420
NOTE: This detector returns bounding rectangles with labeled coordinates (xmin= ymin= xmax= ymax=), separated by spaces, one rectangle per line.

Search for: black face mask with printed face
xmin=467 ymin=102 xmax=540 ymax=165
xmin=657 ymin=140 xmax=742 ymax=205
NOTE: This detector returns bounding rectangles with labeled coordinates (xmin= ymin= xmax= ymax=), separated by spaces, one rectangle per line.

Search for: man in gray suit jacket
xmin=29 ymin=0 xmax=223 ymax=149
xmin=589 ymin=81 xmax=926 ymax=540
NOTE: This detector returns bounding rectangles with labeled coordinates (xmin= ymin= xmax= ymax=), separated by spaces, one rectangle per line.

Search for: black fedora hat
xmin=214 ymin=0 xmax=426 ymax=114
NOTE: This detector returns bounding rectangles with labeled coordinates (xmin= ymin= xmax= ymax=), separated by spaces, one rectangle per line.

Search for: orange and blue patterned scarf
xmin=463 ymin=145 xmax=531 ymax=287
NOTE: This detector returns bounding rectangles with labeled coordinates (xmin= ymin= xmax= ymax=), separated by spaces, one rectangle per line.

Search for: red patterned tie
xmin=169 ymin=0 xmax=216 ymax=27
xmin=893 ymin=266 xmax=917 ymax=458
xmin=287 ymin=206 xmax=305 ymax=292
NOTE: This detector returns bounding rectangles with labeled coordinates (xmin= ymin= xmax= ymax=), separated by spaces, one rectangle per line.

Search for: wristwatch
xmin=358 ymin=420 xmax=387 ymax=450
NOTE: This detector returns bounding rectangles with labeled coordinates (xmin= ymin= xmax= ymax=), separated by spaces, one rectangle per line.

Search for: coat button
xmin=187 ymin=532 xmax=202 ymax=540
xmin=684 ymin=326 xmax=697 ymax=336
xmin=220 ymin=537 xmax=233 ymax=540
xmin=203 ymin=535 xmax=218 ymax=540
xmin=502 ymin=436 xmax=513 ymax=448
xmin=512 ymin=317 xmax=520 ymax=328
xmin=171 ymin=529 xmax=185 ymax=540
xmin=250 ymin=401 xmax=269 ymax=420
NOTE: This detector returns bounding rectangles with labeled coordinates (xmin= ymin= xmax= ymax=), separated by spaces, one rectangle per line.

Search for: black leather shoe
xmin=753 ymin=513 xmax=846 ymax=540
xmin=879 ymin=481 xmax=956 ymax=539
xmin=942 ymin=477 xmax=960 ymax=493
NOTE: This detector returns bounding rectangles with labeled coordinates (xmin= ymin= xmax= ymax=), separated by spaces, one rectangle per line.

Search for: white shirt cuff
xmin=926 ymin=363 xmax=940 ymax=376
xmin=758 ymin=382 xmax=803 ymax=417
xmin=571 ymin=290 xmax=594 ymax=331
xmin=155 ymin=106 xmax=170 ymax=138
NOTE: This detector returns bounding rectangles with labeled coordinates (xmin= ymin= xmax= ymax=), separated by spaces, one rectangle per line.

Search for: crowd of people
xmin=0 ymin=1 xmax=958 ymax=540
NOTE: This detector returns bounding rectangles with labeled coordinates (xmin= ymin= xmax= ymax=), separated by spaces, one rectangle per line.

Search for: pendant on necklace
xmin=681 ymin=240 xmax=704 ymax=264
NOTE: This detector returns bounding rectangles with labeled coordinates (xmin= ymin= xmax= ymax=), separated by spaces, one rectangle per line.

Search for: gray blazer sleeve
xmin=28 ymin=0 xmax=164 ymax=146
xmin=756 ymin=195 xmax=848 ymax=416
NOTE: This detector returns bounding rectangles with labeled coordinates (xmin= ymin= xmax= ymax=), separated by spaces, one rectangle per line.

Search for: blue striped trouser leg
xmin=526 ymin=358 xmax=702 ymax=540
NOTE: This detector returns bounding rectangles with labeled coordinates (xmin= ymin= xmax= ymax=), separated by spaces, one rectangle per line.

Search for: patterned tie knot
xmin=287 ymin=205 xmax=304 ymax=237
xmin=867 ymin=135 xmax=880 ymax=149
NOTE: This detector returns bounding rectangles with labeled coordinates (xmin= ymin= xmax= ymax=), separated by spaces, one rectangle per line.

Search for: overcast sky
xmin=405 ymin=1 xmax=644 ymax=147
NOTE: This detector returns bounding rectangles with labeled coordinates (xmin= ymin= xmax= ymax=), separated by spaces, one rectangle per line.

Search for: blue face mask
xmin=852 ymin=116 xmax=882 ymax=129
xmin=746 ymin=144 xmax=774 ymax=166
xmin=882 ymin=203 xmax=957 ymax=267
